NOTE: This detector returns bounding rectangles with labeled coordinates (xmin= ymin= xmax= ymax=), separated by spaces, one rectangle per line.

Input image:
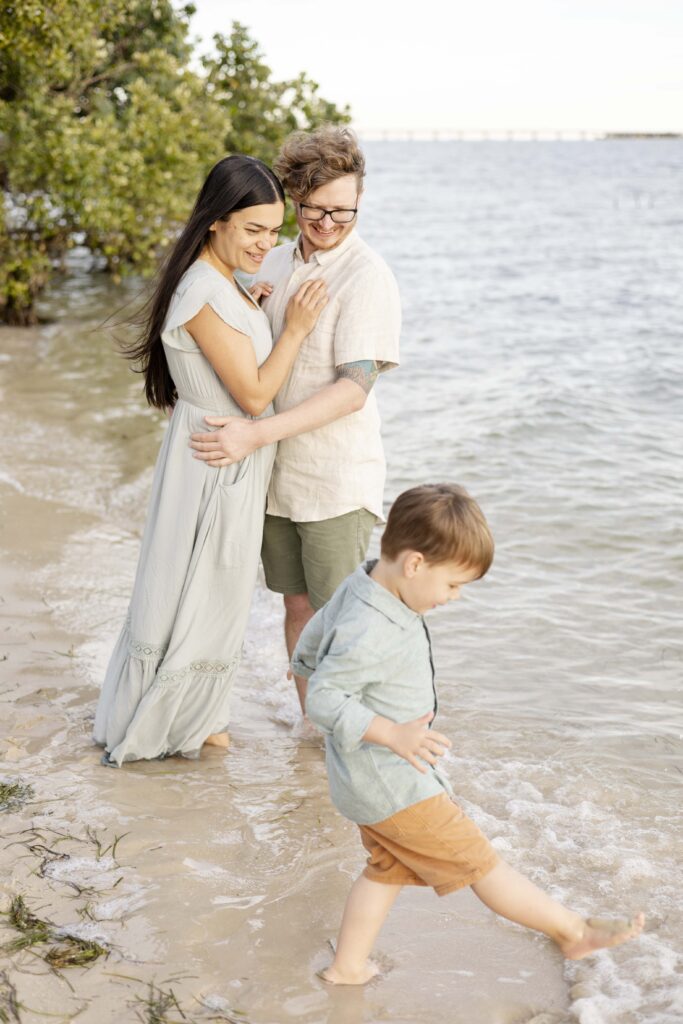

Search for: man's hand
xmin=190 ymin=416 xmax=259 ymax=466
xmin=363 ymin=711 xmax=451 ymax=774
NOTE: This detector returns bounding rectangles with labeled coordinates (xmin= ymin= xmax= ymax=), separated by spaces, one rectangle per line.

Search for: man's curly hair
xmin=274 ymin=124 xmax=366 ymax=202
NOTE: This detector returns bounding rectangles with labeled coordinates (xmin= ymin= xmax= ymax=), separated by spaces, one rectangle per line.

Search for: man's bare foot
xmin=317 ymin=960 xmax=380 ymax=985
xmin=559 ymin=913 xmax=645 ymax=960
xmin=203 ymin=732 xmax=230 ymax=748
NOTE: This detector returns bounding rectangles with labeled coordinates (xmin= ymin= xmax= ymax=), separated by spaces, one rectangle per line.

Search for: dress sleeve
xmin=162 ymin=270 xmax=252 ymax=351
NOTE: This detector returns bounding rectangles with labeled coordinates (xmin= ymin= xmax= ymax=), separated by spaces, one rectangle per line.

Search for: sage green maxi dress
xmin=94 ymin=261 xmax=276 ymax=766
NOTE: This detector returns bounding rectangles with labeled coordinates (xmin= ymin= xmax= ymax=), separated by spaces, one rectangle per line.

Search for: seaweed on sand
xmin=196 ymin=998 xmax=251 ymax=1023
xmin=44 ymin=936 xmax=108 ymax=969
xmin=0 ymin=781 xmax=34 ymax=813
xmin=5 ymin=825 xmax=127 ymax=898
xmin=3 ymin=895 xmax=108 ymax=968
xmin=85 ymin=825 xmax=129 ymax=861
xmin=0 ymin=971 xmax=21 ymax=1024
xmin=5 ymin=896 xmax=50 ymax=950
xmin=133 ymin=983 xmax=191 ymax=1024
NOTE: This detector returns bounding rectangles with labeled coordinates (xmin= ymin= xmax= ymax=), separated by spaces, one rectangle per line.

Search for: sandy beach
xmin=0 ymin=362 xmax=569 ymax=1023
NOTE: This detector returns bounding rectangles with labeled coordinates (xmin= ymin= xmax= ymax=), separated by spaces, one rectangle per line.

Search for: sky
xmin=183 ymin=0 xmax=683 ymax=135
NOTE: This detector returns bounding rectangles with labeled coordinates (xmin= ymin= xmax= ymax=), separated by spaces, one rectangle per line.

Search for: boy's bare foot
xmin=203 ymin=732 xmax=230 ymax=748
xmin=317 ymin=961 xmax=380 ymax=985
xmin=559 ymin=913 xmax=645 ymax=960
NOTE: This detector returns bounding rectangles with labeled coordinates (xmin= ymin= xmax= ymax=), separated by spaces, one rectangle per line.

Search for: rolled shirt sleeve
xmin=302 ymin=623 xmax=384 ymax=753
xmin=291 ymin=564 xmax=451 ymax=825
xmin=291 ymin=608 xmax=325 ymax=680
xmin=332 ymin=263 xmax=401 ymax=371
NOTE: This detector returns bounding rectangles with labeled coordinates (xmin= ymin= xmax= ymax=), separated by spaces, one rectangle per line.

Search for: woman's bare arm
xmin=184 ymin=279 xmax=326 ymax=417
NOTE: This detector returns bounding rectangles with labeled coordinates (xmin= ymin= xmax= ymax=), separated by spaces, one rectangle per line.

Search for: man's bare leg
xmin=320 ymin=874 xmax=402 ymax=985
xmin=472 ymin=860 xmax=645 ymax=959
xmin=283 ymin=592 xmax=315 ymax=713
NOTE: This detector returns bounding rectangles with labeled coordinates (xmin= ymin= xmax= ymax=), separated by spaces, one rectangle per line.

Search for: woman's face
xmin=209 ymin=202 xmax=284 ymax=275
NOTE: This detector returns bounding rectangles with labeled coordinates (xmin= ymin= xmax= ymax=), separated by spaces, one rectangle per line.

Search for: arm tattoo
xmin=335 ymin=360 xmax=380 ymax=395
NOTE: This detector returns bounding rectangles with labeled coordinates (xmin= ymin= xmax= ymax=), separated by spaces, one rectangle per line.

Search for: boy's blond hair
xmin=274 ymin=125 xmax=365 ymax=202
xmin=381 ymin=484 xmax=494 ymax=576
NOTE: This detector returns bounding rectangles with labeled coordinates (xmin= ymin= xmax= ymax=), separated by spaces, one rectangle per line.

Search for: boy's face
xmin=400 ymin=557 xmax=481 ymax=615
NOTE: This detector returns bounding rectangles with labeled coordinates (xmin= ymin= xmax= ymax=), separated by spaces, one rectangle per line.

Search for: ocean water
xmin=1 ymin=140 xmax=682 ymax=1022
xmin=362 ymin=141 xmax=683 ymax=1022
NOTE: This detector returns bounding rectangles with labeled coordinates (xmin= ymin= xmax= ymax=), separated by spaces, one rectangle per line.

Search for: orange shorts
xmin=359 ymin=793 xmax=499 ymax=896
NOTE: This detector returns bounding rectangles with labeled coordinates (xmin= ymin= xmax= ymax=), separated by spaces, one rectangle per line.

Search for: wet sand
xmin=1 ymin=473 xmax=570 ymax=1023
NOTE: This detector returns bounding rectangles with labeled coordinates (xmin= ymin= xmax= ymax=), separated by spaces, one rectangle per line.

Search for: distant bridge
xmin=354 ymin=128 xmax=682 ymax=142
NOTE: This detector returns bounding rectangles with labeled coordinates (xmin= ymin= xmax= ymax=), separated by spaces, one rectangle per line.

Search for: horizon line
xmin=352 ymin=128 xmax=683 ymax=141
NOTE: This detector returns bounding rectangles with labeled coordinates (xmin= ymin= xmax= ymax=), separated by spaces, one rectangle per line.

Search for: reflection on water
xmin=1 ymin=141 xmax=682 ymax=1023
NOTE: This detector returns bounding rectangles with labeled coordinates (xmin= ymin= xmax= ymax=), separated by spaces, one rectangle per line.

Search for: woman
xmin=94 ymin=155 xmax=326 ymax=766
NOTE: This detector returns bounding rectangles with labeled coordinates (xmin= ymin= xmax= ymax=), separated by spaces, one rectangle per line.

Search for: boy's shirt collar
xmin=349 ymin=560 xmax=421 ymax=629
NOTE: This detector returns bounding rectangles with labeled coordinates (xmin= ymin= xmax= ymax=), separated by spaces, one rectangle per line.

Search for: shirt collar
xmin=348 ymin=560 xmax=421 ymax=629
xmin=292 ymin=229 xmax=360 ymax=267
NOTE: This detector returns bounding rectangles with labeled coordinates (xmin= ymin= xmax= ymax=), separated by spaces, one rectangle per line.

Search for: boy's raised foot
xmin=317 ymin=961 xmax=380 ymax=985
xmin=559 ymin=913 xmax=645 ymax=960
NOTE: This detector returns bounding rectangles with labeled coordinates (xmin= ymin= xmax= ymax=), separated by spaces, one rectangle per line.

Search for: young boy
xmin=292 ymin=483 xmax=644 ymax=985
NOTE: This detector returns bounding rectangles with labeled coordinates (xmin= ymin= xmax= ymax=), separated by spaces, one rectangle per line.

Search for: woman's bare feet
xmin=317 ymin=961 xmax=380 ymax=985
xmin=559 ymin=913 xmax=645 ymax=960
xmin=203 ymin=732 xmax=230 ymax=748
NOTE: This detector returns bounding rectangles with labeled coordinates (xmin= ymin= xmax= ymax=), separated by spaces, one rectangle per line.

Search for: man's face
xmin=296 ymin=174 xmax=361 ymax=256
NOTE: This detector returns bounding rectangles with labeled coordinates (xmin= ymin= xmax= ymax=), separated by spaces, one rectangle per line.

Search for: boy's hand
xmin=249 ymin=281 xmax=273 ymax=303
xmin=388 ymin=712 xmax=451 ymax=773
xmin=364 ymin=711 xmax=451 ymax=774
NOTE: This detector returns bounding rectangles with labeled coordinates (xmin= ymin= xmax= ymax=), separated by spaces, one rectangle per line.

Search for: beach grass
xmin=5 ymin=824 xmax=127 ymax=898
xmin=3 ymin=895 xmax=108 ymax=968
xmin=134 ymin=983 xmax=189 ymax=1023
xmin=0 ymin=781 xmax=34 ymax=813
xmin=131 ymin=984 xmax=252 ymax=1023
xmin=196 ymin=1000 xmax=251 ymax=1023
xmin=0 ymin=970 xmax=21 ymax=1024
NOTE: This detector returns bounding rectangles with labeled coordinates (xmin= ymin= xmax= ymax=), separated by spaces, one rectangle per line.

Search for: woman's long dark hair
xmin=125 ymin=155 xmax=285 ymax=409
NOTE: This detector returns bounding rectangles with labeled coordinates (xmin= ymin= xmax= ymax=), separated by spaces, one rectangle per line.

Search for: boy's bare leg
xmin=284 ymin=593 xmax=315 ymax=713
xmin=321 ymin=875 xmax=402 ymax=985
xmin=472 ymin=860 xmax=644 ymax=959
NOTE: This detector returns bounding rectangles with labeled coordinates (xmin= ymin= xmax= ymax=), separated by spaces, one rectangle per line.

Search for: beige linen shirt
xmin=256 ymin=231 xmax=401 ymax=522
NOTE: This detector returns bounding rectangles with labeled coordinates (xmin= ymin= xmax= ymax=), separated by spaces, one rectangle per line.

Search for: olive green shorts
xmin=261 ymin=508 xmax=377 ymax=610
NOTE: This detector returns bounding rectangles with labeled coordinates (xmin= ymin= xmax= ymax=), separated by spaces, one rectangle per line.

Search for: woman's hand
xmin=285 ymin=279 xmax=327 ymax=337
xmin=190 ymin=416 xmax=259 ymax=465
xmin=249 ymin=281 xmax=273 ymax=304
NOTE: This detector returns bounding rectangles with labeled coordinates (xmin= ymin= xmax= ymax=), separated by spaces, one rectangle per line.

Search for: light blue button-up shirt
xmin=293 ymin=561 xmax=453 ymax=825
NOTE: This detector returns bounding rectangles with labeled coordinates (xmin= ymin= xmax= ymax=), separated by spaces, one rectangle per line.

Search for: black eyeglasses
xmin=298 ymin=202 xmax=358 ymax=224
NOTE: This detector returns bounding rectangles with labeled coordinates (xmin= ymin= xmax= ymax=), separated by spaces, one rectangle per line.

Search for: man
xmin=190 ymin=125 xmax=401 ymax=712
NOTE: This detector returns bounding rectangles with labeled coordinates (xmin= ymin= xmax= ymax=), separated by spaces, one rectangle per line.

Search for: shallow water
xmin=1 ymin=141 xmax=682 ymax=1022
